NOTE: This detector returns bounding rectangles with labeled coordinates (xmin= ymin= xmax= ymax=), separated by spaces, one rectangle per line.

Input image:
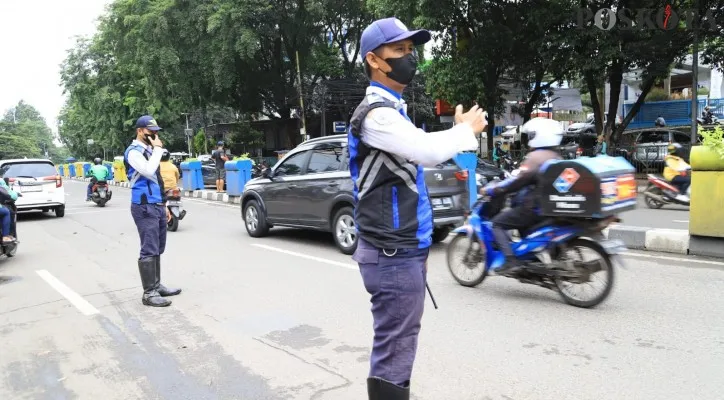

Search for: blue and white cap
xmin=360 ymin=18 xmax=431 ymax=58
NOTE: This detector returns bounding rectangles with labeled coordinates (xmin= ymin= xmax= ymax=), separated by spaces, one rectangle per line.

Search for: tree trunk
xmin=605 ymin=61 xmax=624 ymax=143
xmin=585 ymin=71 xmax=603 ymax=135
xmin=613 ymin=75 xmax=657 ymax=140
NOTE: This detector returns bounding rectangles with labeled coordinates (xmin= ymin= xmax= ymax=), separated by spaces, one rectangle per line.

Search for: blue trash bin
xmin=453 ymin=152 xmax=479 ymax=209
xmin=104 ymin=163 xmax=114 ymax=181
xmin=58 ymin=165 xmax=65 ymax=176
xmin=82 ymin=162 xmax=91 ymax=177
xmin=181 ymin=160 xmax=203 ymax=190
xmin=225 ymin=159 xmax=253 ymax=196
xmin=68 ymin=164 xmax=77 ymax=177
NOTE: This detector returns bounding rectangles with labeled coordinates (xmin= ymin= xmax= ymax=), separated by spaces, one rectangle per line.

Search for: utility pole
xmin=182 ymin=113 xmax=193 ymax=156
xmin=691 ymin=0 xmax=699 ymax=144
xmin=296 ymin=50 xmax=307 ymax=141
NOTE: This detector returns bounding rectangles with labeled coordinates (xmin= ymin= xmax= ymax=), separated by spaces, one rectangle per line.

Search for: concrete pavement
xmin=2 ymin=180 xmax=723 ymax=399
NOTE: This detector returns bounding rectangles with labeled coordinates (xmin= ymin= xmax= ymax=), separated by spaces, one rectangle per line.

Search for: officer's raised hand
xmin=455 ymin=104 xmax=488 ymax=135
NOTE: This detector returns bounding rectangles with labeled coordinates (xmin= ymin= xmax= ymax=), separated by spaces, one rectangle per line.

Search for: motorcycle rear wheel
xmin=167 ymin=214 xmax=179 ymax=232
xmin=554 ymin=239 xmax=614 ymax=308
xmin=446 ymin=234 xmax=489 ymax=287
xmin=644 ymin=185 xmax=665 ymax=209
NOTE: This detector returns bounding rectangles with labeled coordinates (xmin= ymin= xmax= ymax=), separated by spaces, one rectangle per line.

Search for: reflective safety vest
xmin=124 ymin=143 xmax=164 ymax=204
xmin=347 ymin=92 xmax=433 ymax=250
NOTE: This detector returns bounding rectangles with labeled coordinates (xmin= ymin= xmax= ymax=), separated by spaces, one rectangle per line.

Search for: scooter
xmin=500 ymin=153 xmax=520 ymax=172
xmin=696 ymin=114 xmax=720 ymax=126
xmin=166 ymin=188 xmax=186 ymax=232
xmin=643 ymin=172 xmax=690 ymax=208
xmin=90 ymin=180 xmax=112 ymax=207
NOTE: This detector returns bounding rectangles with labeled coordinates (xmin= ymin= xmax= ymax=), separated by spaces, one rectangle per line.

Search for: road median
xmin=69 ymin=177 xmax=723 ymax=257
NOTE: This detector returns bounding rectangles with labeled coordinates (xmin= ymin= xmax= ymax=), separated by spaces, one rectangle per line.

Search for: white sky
xmin=0 ymin=0 xmax=110 ymax=135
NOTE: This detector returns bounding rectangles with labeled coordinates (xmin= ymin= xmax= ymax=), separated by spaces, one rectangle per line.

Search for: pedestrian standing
xmin=124 ymin=115 xmax=181 ymax=307
xmin=350 ymin=18 xmax=487 ymax=399
xmin=211 ymin=141 xmax=229 ymax=193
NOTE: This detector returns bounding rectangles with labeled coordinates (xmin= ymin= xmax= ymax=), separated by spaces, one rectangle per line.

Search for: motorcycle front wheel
xmin=644 ymin=184 xmax=665 ymax=209
xmin=554 ymin=239 xmax=614 ymax=308
xmin=446 ymin=234 xmax=489 ymax=287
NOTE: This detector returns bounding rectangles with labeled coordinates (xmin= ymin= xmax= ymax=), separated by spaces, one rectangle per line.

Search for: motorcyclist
xmin=87 ymin=157 xmax=110 ymax=201
xmin=655 ymin=116 xmax=666 ymax=128
xmin=492 ymin=142 xmax=507 ymax=168
xmin=481 ymin=117 xmax=564 ymax=275
xmin=663 ymin=143 xmax=691 ymax=201
xmin=159 ymin=150 xmax=180 ymax=222
xmin=0 ymin=176 xmax=18 ymax=243
xmin=702 ymin=106 xmax=714 ymax=124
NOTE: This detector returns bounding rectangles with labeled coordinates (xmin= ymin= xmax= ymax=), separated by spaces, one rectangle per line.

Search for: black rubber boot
xmin=367 ymin=377 xmax=410 ymax=400
xmin=138 ymin=257 xmax=171 ymax=307
xmin=154 ymin=256 xmax=181 ymax=297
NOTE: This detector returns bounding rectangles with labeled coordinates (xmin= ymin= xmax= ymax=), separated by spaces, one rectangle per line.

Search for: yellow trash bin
xmin=113 ymin=160 xmax=128 ymax=182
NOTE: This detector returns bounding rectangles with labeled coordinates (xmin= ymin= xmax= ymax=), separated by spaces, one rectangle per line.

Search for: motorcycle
xmin=90 ymin=180 xmax=112 ymax=207
xmin=643 ymin=172 xmax=691 ymax=208
xmin=166 ymin=188 xmax=186 ymax=232
xmin=446 ymin=196 xmax=625 ymax=308
xmin=500 ymin=153 xmax=519 ymax=172
xmin=696 ymin=113 xmax=720 ymax=126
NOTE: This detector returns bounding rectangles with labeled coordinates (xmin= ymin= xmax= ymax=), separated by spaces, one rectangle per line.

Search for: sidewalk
xmin=69 ymin=177 xmax=724 ymax=258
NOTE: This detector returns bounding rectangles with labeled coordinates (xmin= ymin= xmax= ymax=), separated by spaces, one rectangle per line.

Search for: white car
xmin=0 ymin=159 xmax=65 ymax=217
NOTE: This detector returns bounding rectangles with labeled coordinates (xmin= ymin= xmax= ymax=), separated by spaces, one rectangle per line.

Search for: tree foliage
xmin=1 ymin=101 xmax=67 ymax=162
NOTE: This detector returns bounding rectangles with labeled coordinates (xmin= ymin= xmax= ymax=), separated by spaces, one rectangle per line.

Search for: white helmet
xmin=522 ymin=117 xmax=564 ymax=148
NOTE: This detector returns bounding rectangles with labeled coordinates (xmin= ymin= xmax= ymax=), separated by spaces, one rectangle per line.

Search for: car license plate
xmin=432 ymin=197 xmax=452 ymax=209
xmin=20 ymin=185 xmax=42 ymax=192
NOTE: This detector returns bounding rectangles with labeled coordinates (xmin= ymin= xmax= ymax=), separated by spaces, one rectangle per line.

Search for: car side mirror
xmin=262 ymin=168 xmax=273 ymax=179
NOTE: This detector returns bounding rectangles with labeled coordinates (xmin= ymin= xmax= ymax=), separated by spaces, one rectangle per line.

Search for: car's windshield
xmin=0 ymin=162 xmax=57 ymax=178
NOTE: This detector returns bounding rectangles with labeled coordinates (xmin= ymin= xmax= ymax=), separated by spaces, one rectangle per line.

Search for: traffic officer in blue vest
xmin=124 ymin=115 xmax=181 ymax=307
xmin=350 ymin=17 xmax=488 ymax=399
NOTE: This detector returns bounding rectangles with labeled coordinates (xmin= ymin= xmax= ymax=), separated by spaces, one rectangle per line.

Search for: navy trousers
xmin=130 ymin=203 xmax=167 ymax=259
xmin=354 ymin=238 xmax=429 ymax=387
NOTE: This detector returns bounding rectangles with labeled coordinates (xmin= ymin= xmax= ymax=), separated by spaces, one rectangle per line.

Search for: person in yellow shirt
xmin=663 ymin=143 xmax=690 ymax=200
xmin=159 ymin=150 xmax=180 ymax=221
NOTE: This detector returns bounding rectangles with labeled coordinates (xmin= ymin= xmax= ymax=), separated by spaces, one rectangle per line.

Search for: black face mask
xmin=383 ymin=53 xmax=418 ymax=86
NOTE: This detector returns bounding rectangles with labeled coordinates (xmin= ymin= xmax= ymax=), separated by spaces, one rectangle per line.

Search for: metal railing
xmin=623 ymin=98 xmax=724 ymax=129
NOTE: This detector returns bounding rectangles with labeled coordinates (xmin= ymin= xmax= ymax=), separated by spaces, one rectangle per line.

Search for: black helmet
xmin=667 ymin=143 xmax=683 ymax=156
xmin=161 ymin=150 xmax=171 ymax=161
xmin=93 ymin=157 xmax=102 ymax=165
xmin=655 ymin=117 xmax=666 ymax=127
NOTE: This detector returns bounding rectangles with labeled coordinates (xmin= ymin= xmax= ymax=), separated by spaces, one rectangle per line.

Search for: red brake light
xmin=43 ymin=175 xmax=62 ymax=188
xmin=7 ymin=178 xmax=15 ymax=183
xmin=454 ymin=170 xmax=469 ymax=181
xmin=172 ymin=188 xmax=180 ymax=197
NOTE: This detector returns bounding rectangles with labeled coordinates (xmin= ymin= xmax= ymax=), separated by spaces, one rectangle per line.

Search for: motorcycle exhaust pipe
xmin=643 ymin=191 xmax=666 ymax=203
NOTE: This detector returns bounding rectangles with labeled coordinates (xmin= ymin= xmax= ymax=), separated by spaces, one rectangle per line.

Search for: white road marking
xmin=36 ymin=270 xmax=100 ymax=316
xmin=672 ymin=220 xmax=689 ymax=223
xmin=251 ymin=244 xmax=357 ymax=270
xmin=622 ymin=252 xmax=724 ymax=266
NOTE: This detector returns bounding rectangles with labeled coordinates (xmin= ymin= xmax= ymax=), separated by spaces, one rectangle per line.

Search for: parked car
xmin=560 ymin=132 xmax=599 ymax=159
xmin=615 ymin=128 xmax=695 ymax=166
xmin=240 ymin=135 xmax=470 ymax=254
xmin=566 ymin=114 xmax=621 ymax=135
xmin=0 ymin=159 xmax=65 ymax=217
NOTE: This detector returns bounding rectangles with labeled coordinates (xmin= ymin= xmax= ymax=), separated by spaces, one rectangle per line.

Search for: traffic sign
xmin=333 ymin=121 xmax=347 ymax=133
xmin=184 ymin=129 xmax=193 ymax=137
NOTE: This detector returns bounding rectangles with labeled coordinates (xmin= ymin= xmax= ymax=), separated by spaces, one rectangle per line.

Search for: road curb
xmin=68 ymin=177 xmax=242 ymax=205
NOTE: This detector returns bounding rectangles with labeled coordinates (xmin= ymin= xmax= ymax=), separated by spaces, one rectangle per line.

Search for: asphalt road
xmin=0 ymin=180 xmax=722 ymax=400
xmin=617 ymin=196 xmax=690 ymax=230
